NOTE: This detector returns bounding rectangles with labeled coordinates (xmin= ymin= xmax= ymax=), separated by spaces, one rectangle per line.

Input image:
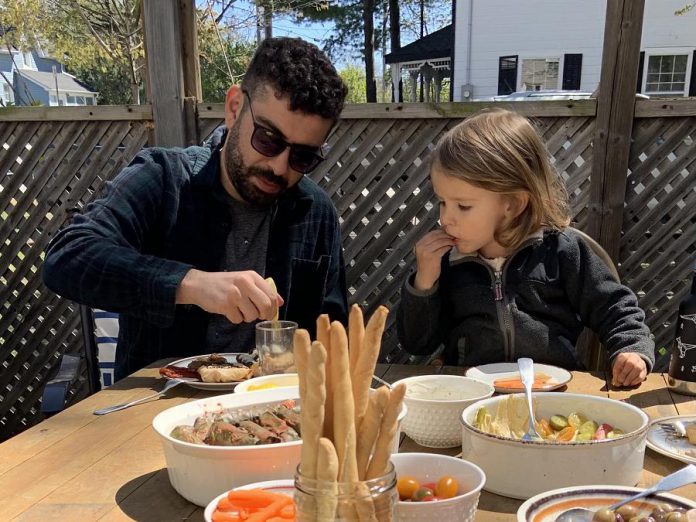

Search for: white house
xmin=387 ymin=0 xmax=696 ymax=102
xmin=0 ymin=47 xmax=97 ymax=107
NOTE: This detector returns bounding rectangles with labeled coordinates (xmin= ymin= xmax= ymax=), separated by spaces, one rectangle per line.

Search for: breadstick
xmin=293 ymin=329 xmax=311 ymax=415
xmin=316 ymin=437 xmax=339 ymax=522
xmin=300 ymin=341 xmax=327 ymax=481
xmin=317 ymin=314 xmax=334 ymax=441
xmin=330 ymin=321 xmax=359 ymax=484
xmin=348 ymin=303 xmax=365 ymax=376
xmin=356 ymin=385 xmax=389 ymax=480
xmin=353 ymin=306 xmax=388 ymax=431
xmin=365 ymin=383 xmax=406 ymax=480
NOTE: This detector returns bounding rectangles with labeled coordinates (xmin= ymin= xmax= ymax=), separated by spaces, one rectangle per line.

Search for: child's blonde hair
xmin=432 ymin=109 xmax=571 ymax=250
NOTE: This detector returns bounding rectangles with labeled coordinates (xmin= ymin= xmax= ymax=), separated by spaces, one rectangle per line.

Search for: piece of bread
xmin=686 ymin=422 xmax=696 ymax=445
xmin=197 ymin=365 xmax=252 ymax=383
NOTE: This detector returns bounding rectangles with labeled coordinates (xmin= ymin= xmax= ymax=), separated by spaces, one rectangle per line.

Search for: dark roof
xmin=384 ymin=24 xmax=453 ymax=64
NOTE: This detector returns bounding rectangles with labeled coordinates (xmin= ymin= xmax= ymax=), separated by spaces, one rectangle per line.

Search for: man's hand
xmin=176 ymin=269 xmax=283 ymax=323
xmin=413 ymin=229 xmax=456 ymax=291
xmin=611 ymin=352 xmax=648 ymax=387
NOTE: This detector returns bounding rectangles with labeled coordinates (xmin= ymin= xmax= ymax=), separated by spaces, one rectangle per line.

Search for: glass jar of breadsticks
xmin=294 ymin=463 xmax=397 ymax=522
xmin=293 ymin=305 xmax=404 ymax=522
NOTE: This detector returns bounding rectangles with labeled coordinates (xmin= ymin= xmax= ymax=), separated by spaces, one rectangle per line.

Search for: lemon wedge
xmin=265 ymin=277 xmax=279 ymax=322
xmin=247 ymin=382 xmax=281 ymax=391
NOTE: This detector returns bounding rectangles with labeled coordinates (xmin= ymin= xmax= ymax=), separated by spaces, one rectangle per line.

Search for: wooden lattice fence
xmin=1 ymin=100 xmax=695 ymax=441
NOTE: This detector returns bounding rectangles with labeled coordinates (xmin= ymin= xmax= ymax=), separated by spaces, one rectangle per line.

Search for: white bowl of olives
xmin=460 ymin=393 xmax=650 ymax=500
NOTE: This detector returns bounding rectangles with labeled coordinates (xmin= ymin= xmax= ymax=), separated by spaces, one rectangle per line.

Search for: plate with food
xmin=517 ymin=485 xmax=696 ymax=522
xmin=465 ymin=362 xmax=572 ymax=393
xmin=646 ymin=414 xmax=696 ymax=465
xmin=159 ymin=352 xmax=259 ymax=391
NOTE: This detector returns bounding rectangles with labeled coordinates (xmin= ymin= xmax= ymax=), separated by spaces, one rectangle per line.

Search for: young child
xmin=396 ymin=109 xmax=654 ymax=387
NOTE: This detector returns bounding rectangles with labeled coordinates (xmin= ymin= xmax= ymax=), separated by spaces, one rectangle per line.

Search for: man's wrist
xmin=176 ymin=269 xmax=202 ymax=305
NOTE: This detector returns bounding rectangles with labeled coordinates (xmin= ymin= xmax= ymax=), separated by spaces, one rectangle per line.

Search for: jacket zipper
xmin=493 ymin=269 xmax=514 ymax=361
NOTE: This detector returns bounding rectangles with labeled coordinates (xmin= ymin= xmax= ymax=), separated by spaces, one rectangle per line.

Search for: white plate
xmin=517 ymin=485 xmax=696 ymax=522
xmin=646 ymin=414 xmax=696 ymax=465
xmin=204 ymin=480 xmax=295 ymax=522
xmin=465 ymin=362 xmax=572 ymax=393
xmin=162 ymin=353 xmax=254 ymax=391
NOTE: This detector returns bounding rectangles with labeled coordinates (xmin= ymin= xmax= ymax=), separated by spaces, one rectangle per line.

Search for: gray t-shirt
xmin=205 ymin=193 xmax=271 ymax=353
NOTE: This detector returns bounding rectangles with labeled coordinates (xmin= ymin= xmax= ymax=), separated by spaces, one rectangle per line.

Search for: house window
xmin=645 ymin=54 xmax=688 ymax=95
xmin=67 ymin=95 xmax=76 ymax=105
xmin=86 ymin=97 xmax=95 ymax=105
xmin=1 ymin=82 xmax=13 ymax=104
xmin=521 ymin=58 xmax=560 ymax=91
xmin=49 ymin=94 xmax=58 ymax=106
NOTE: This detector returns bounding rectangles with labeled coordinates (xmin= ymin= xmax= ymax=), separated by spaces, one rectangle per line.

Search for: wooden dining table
xmin=1 ymin=361 xmax=695 ymax=521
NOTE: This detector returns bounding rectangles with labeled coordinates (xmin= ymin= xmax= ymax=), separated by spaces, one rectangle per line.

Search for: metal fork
xmin=518 ymin=357 xmax=543 ymax=441
xmin=659 ymin=420 xmax=687 ymax=438
xmin=93 ymin=378 xmax=187 ymax=415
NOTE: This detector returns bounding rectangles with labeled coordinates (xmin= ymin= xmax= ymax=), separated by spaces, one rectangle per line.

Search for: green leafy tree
xmin=340 ymin=63 xmax=367 ymax=103
xmin=198 ymin=17 xmax=255 ymax=102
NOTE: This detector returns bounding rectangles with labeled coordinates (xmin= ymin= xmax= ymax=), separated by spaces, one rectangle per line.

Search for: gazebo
xmin=384 ymin=24 xmax=453 ymax=103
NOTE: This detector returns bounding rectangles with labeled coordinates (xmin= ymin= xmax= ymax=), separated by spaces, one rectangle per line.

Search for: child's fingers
xmin=612 ymin=353 xmax=646 ymax=386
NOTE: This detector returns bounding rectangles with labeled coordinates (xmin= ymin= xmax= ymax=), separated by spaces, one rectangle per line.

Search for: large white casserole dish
xmin=460 ymin=393 xmax=650 ymax=500
xmin=152 ymin=387 xmax=302 ymax=507
xmin=153 ymin=386 xmax=407 ymax=507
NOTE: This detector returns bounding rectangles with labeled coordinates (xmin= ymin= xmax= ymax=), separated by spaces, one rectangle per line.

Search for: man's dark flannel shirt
xmin=42 ymin=130 xmax=348 ymax=381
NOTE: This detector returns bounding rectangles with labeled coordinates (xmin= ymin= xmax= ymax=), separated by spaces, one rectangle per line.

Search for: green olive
xmin=550 ymin=415 xmax=569 ymax=431
xmin=593 ymin=508 xmax=618 ymax=522
xmin=617 ymin=506 xmax=640 ymax=520
xmin=665 ymin=512 xmax=687 ymax=522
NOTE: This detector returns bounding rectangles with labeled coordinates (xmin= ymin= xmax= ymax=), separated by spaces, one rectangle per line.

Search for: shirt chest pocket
xmin=286 ymin=255 xmax=331 ymax=326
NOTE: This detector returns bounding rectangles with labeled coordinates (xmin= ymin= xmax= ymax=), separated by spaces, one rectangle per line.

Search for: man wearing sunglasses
xmin=43 ymin=37 xmax=349 ymax=381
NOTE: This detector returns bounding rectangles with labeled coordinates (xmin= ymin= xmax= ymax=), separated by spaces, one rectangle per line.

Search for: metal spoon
xmin=93 ymin=378 xmax=188 ymax=415
xmin=518 ymin=357 xmax=543 ymax=441
xmin=554 ymin=464 xmax=696 ymax=522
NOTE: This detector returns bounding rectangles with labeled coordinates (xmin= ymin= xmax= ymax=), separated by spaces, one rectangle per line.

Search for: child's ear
xmin=506 ymin=192 xmax=530 ymax=218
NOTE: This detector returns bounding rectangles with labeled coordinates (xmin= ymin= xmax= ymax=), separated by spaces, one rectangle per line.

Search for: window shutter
xmin=562 ymin=54 xmax=583 ymax=90
xmin=689 ymin=51 xmax=696 ymax=97
xmin=636 ymin=51 xmax=645 ymax=93
xmin=498 ymin=55 xmax=518 ymax=95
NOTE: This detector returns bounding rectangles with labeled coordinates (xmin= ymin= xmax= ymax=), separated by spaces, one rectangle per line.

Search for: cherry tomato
xmin=435 ymin=475 xmax=459 ymax=499
xmin=422 ymin=482 xmax=438 ymax=491
xmin=396 ymin=476 xmax=420 ymax=501
xmin=412 ymin=486 xmax=435 ymax=502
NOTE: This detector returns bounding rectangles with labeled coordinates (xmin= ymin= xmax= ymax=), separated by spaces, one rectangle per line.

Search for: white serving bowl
xmin=153 ymin=386 xmax=407 ymax=507
xmin=204 ymin=479 xmax=295 ymax=522
xmin=152 ymin=387 xmax=302 ymax=507
xmin=460 ymin=393 xmax=650 ymax=500
xmin=391 ymin=453 xmax=486 ymax=522
xmin=392 ymin=375 xmax=495 ymax=448
xmin=234 ymin=373 xmax=299 ymax=393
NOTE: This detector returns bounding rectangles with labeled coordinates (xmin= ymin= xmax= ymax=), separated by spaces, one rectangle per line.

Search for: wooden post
xmin=179 ymin=0 xmax=202 ymax=146
xmin=142 ymin=1 xmax=187 ymax=147
xmin=583 ymin=0 xmax=644 ymax=371
xmin=587 ymin=0 xmax=645 ymax=260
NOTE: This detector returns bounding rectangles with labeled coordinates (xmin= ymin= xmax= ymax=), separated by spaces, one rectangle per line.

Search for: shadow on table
xmin=115 ymin=469 xmax=200 ymax=521
xmin=477 ymin=490 xmax=521 ymax=513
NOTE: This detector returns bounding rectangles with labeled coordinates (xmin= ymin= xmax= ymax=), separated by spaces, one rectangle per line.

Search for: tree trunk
xmin=363 ymin=0 xmax=376 ymax=102
xmin=388 ymin=0 xmax=401 ymax=101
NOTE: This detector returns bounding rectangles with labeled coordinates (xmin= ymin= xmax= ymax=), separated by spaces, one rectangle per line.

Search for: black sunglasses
xmin=243 ymin=91 xmax=325 ymax=174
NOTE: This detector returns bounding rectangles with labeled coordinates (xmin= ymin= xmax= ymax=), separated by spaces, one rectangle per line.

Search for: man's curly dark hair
xmin=241 ymin=37 xmax=348 ymax=122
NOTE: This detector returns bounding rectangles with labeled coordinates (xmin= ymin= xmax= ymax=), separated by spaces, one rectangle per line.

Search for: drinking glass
xmin=255 ymin=320 xmax=298 ymax=375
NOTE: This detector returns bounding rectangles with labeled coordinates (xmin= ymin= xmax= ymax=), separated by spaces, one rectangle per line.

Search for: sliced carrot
xmin=211 ymin=510 xmax=243 ymax=522
xmin=227 ymin=489 xmax=283 ymax=506
xmin=244 ymin=497 xmax=293 ymax=522
xmin=216 ymin=497 xmax=242 ymax=512
xmin=279 ymin=504 xmax=295 ymax=518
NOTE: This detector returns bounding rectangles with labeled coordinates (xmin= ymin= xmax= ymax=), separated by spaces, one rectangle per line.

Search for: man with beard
xmin=42 ymin=37 xmax=349 ymax=381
